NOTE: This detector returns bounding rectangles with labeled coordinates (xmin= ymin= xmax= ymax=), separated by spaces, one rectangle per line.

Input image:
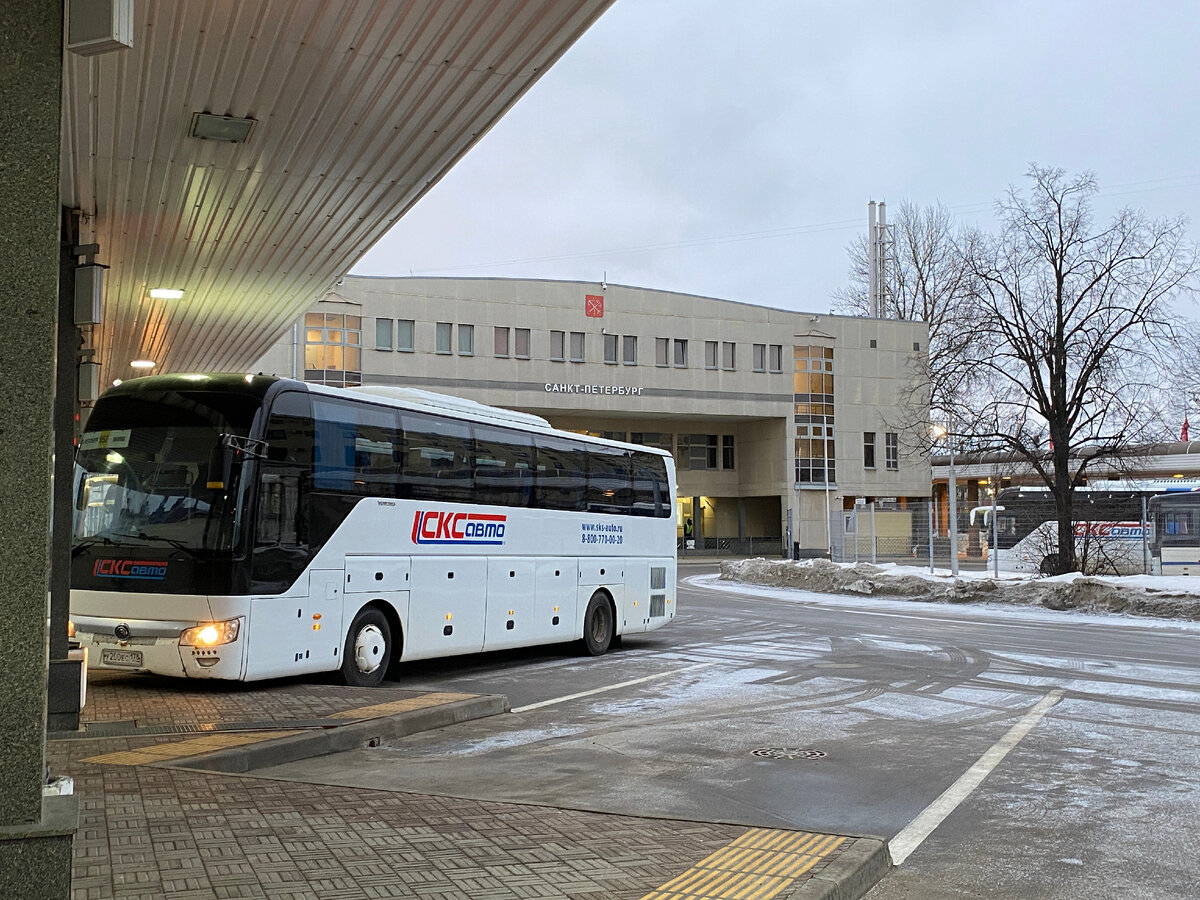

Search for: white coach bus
xmin=71 ymin=374 xmax=677 ymax=685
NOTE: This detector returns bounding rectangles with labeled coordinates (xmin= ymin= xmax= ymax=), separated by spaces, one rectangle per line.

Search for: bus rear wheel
xmin=340 ymin=607 xmax=391 ymax=687
xmin=581 ymin=592 xmax=614 ymax=656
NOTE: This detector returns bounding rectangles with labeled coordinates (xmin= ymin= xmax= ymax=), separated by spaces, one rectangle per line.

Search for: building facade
xmin=254 ymin=276 xmax=932 ymax=555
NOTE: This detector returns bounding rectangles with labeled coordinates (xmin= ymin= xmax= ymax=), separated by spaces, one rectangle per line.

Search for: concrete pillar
xmin=0 ymin=1 xmax=78 ymax=896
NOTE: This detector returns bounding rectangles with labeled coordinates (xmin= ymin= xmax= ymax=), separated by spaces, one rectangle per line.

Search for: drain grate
xmin=751 ymin=747 xmax=827 ymax=760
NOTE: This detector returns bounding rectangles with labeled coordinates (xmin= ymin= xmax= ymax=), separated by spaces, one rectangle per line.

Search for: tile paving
xmin=45 ymin=670 xmax=862 ymax=900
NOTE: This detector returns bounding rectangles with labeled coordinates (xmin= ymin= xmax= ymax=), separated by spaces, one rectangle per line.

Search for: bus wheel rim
xmin=353 ymin=624 xmax=385 ymax=674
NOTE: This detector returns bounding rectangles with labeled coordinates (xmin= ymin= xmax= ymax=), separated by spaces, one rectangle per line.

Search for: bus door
xmin=247 ymin=570 xmax=342 ymax=679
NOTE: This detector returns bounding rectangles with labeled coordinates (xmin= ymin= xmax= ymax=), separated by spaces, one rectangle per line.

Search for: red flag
xmin=1182 ymin=417 xmax=1190 ymax=441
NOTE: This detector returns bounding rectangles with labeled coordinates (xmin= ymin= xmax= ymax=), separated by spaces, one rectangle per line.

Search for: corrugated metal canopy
xmin=61 ymin=0 xmax=611 ymax=387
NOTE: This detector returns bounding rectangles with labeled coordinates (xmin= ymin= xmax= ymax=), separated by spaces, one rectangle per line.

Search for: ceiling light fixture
xmin=189 ymin=112 xmax=255 ymax=143
xmin=130 ymin=359 xmax=156 ymax=369
xmin=149 ymin=287 xmax=184 ymax=300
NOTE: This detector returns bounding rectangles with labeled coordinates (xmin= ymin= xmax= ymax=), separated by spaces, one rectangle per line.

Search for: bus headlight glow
xmin=179 ymin=618 xmax=241 ymax=647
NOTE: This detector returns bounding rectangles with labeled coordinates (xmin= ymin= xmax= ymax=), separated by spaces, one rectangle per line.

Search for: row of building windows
xmin=370 ymin=318 xmax=785 ymax=372
xmin=574 ymin=430 xmax=735 ymax=471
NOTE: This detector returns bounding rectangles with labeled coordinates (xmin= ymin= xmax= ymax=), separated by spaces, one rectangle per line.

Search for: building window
xmin=869 ymin=339 xmax=878 ymax=349
xmin=722 ymin=341 xmax=735 ymax=371
xmin=886 ymin=432 xmax=899 ymax=470
xmin=678 ymin=433 xmax=718 ymax=470
xmin=673 ymin=339 xmax=688 ymax=368
xmin=375 ymin=318 xmax=393 ymax=351
xmin=551 ymin=330 xmax=565 ymax=361
xmin=864 ymin=432 xmax=876 ymax=469
xmin=631 ymin=432 xmax=672 ymax=452
xmin=570 ymin=331 xmax=585 ymax=362
xmin=705 ymin=340 xmax=718 ymax=370
xmin=656 ymin=337 xmax=669 ymax=367
xmin=458 ymin=324 xmax=474 ymax=356
xmin=515 ymin=328 xmax=530 ymax=359
xmin=304 ymin=312 xmax=362 ymax=387
xmin=753 ymin=343 xmax=766 ymax=373
xmin=914 ymin=341 xmax=921 ymax=351
xmin=623 ymin=335 xmax=637 ymax=365
xmin=604 ymin=333 xmax=619 ymax=364
xmin=397 ymin=319 xmax=414 ymax=352
xmin=436 ymin=322 xmax=452 ymax=355
xmin=769 ymin=344 xmax=783 ymax=373
xmin=494 ymin=326 xmax=510 ymax=357
xmin=794 ymin=344 xmax=835 ymax=485
xmin=722 ymin=435 xmax=735 ymax=469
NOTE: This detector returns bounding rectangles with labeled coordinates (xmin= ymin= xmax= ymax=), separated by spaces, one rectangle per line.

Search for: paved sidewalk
xmin=46 ymin=671 xmax=888 ymax=900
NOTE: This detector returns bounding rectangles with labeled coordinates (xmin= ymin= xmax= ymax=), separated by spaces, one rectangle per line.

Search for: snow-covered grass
xmin=717 ymin=558 xmax=1200 ymax=622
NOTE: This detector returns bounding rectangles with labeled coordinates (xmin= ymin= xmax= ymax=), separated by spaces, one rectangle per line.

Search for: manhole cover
xmin=752 ymin=747 xmax=827 ymax=760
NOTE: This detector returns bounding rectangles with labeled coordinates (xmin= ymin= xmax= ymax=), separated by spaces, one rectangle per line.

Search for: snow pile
xmin=719 ymin=558 xmax=1200 ymax=621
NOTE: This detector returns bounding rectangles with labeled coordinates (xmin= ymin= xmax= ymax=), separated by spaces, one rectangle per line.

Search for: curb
xmin=785 ymin=837 xmax=891 ymax=900
xmin=169 ymin=693 xmax=509 ymax=774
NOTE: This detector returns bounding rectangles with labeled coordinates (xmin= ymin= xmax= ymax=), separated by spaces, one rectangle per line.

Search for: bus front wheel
xmin=341 ymin=606 xmax=392 ymax=687
xmin=581 ymin=592 xmax=615 ymax=656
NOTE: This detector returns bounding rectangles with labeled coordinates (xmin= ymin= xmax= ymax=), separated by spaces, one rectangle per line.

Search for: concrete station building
xmin=255 ymin=276 xmax=933 ymax=556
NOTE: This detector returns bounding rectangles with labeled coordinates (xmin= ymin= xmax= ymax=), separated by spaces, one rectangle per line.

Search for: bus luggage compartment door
xmin=405 ymin=556 xmax=487 ymax=660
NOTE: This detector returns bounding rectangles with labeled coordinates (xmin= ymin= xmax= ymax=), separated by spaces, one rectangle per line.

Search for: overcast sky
xmin=352 ymin=0 xmax=1200 ymax=314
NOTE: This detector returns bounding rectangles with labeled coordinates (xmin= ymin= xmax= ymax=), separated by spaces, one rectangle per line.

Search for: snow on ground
xmin=718 ymin=558 xmax=1200 ymax=622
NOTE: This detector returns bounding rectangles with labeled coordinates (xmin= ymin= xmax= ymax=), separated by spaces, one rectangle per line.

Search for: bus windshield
xmin=74 ymin=390 xmax=262 ymax=553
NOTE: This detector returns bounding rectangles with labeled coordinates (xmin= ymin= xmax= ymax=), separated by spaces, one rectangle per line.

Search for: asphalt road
xmin=255 ymin=562 xmax=1200 ymax=899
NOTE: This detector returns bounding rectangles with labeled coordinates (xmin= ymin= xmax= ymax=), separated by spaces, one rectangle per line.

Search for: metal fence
xmin=678 ymin=535 xmax=787 ymax=558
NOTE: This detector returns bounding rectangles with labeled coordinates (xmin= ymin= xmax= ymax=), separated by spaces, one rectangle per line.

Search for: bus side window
xmin=473 ymin=424 xmax=533 ymax=508
xmin=534 ymin=436 xmax=585 ymax=512
xmin=401 ymin=411 xmax=472 ymax=503
xmin=632 ymin=452 xmax=671 ymax=517
xmin=586 ymin=445 xmax=632 ymax=515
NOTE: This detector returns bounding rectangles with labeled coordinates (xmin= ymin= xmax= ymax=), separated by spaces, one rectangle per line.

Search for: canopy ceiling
xmin=60 ymin=0 xmax=611 ymax=387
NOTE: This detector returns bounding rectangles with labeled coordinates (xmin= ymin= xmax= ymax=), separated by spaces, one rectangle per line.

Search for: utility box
xmin=67 ymin=0 xmax=134 ymax=56
xmin=74 ymin=263 xmax=104 ymax=325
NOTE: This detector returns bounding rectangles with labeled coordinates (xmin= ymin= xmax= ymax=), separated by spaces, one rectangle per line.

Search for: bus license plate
xmin=101 ymin=648 xmax=143 ymax=668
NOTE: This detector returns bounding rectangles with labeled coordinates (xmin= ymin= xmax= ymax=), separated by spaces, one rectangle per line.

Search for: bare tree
xmin=961 ymin=165 xmax=1197 ymax=574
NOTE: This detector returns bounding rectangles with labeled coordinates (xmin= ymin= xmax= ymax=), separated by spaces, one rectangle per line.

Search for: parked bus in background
xmin=70 ymin=374 xmax=677 ymax=685
xmin=977 ymin=480 xmax=1200 ymax=575
xmin=1148 ymin=489 xmax=1200 ymax=575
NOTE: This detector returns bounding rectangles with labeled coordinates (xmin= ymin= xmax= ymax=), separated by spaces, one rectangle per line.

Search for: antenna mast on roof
xmin=867 ymin=200 xmax=894 ymax=318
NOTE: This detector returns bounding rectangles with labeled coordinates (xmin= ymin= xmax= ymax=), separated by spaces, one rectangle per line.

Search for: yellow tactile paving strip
xmin=81 ymin=692 xmax=480 ymax=767
xmin=640 ymin=828 xmax=846 ymax=900
xmin=81 ymin=729 xmax=305 ymax=766
xmin=326 ymin=691 xmax=478 ymax=720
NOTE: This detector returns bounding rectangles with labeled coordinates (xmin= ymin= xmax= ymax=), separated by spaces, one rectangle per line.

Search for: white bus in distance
xmin=971 ymin=480 xmax=1200 ymax=575
xmin=70 ymin=374 xmax=678 ymax=685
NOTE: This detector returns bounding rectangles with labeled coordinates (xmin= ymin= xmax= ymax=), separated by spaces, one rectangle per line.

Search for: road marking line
xmin=889 ymin=688 xmax=1065 ymax=865
xmin=511 ymin=662 xmax=715 ymax=713
xmin=640 ymin=828 xmax=845 ymax=900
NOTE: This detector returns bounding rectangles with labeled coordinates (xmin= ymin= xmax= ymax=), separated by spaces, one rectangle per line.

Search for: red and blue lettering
xmin=411 ymin=510 xmax=507 ymax=545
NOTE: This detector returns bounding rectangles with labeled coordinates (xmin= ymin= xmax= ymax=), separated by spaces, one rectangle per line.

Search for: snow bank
xmin=719 ymin=558 xmax=1200 ymax=621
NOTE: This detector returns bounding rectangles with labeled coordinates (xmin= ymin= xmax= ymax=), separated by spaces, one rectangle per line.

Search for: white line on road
xmin=511 ymin=662 xmax=716 ymax=713
xmin=889 ymin=688 xmax=1065 ymax=866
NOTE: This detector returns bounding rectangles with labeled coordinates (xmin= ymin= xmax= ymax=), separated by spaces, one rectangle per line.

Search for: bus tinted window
xmin=586 ymin=444 xmax=632 ymax=514
xmin=401 ymin=411 xmax=473 ymax=503
xmin=473 ymin=425 xmax=533 ymax=508
xmin=312 ymin=398 xmax=401 ymax=496
xmin=535 ymin=436 xmax=586 ymax=511
xmin=632 ymin=451 xmax=671 ymax=517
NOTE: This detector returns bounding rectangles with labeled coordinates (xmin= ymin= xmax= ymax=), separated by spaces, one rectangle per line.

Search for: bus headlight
xmin=179 ymin=618 xmax=241 ymax=647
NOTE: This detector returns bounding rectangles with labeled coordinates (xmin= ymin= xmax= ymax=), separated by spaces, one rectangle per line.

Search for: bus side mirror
xmin=206 ymin=442 xmax=233 ymax=491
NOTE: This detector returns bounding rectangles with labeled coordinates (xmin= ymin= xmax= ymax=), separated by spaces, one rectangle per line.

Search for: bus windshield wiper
xmin=71 ymin=536 xmax=113 ymax=557
xmin=135 ymin=532 xmax=202 ymax=559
